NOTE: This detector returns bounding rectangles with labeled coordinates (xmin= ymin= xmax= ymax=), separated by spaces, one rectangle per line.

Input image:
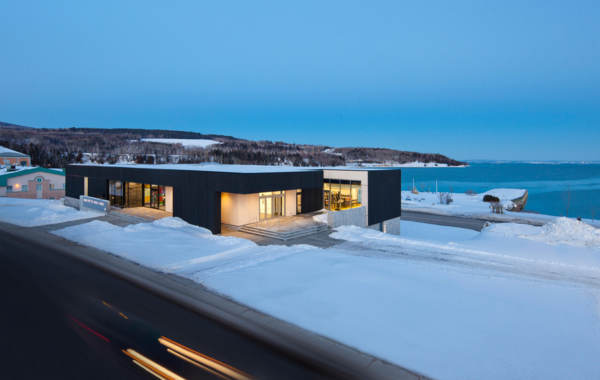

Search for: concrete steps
xmin=239 ymin=223 xmax=330 ymax=241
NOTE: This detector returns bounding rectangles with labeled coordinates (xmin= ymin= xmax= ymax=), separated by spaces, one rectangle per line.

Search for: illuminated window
xmin=323 ymin=179 xmax=361 ymax=211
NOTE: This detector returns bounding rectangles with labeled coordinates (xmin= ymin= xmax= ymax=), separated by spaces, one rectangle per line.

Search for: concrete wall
xmin=382 ymin=216 xmax=401 ymax=235
xmin=327 ymin=206 xmax=367 ymax=228
xmin=64 ymin=196 xmax=80 ymax=209
xmin=221 ymin=192 xmax=259 ymax=226
xmin=165 ymin=186 xmax=173 ymax=213
xmin=285 ymin=189 xmax=297 ymax=216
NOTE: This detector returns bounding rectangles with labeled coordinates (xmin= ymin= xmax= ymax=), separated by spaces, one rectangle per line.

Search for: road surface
xmin=0 ymin=227 xmax=337 ymax=379
xmin=401 ymin=210 xmax=488 ymax=231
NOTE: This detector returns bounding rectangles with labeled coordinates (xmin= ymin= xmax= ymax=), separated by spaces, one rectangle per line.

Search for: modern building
xmin=0 ymin=145 xmax=31 ymax=167
xmin=65 ymin=164 xmax=401 ymax=234
xmin=0 ymin=167 xmax=65 ymax=199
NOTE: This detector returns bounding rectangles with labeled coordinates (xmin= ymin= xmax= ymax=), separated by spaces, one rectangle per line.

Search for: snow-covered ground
xmin=52 ymin=216 xmax=600 ymax=380
xmin=346 ymin=161 xmax=464 ymax=168
xmin=139 ymin=138 xmax=221 ymax=148
xmin=403 ymin=189 xmax=525 ymax=213
xmin=0 ymin=198 xmax=102 ymax=226
xmin=401 ymin=189 xmax=600 ymax=227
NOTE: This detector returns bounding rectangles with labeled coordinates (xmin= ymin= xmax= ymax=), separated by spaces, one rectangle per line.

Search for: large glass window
xmin=126 ymin=182 xmax=143 ymax=207
xmin=323 ymin=179 xmax=362 ymax=211
xmin=109 ymin=180 xmax=125 ymax=207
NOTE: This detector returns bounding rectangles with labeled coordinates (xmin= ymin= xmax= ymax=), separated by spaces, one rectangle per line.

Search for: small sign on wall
xmin=79 ymin=195 xmax=109 ymax=214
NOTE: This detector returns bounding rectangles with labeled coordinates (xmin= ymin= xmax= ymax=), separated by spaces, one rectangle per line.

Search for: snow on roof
xmin=322 ymin=166 xmax=401 ymax=171
xmin=139 ymin=138 xmax=221 ymax=148
xmin=483 ymin=188 xmax=527 ymax=201
xmin=74 ymin=163 xmax=321 ymax=173
xmin=0 ymin=145 xmax=29 ymax=157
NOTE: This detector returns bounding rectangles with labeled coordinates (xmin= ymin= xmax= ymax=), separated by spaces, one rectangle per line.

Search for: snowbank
xmin=0 ymin=198 xmax=102 ymax=226
xmin=52 ymin=217 xmax=600 ymax=380
xmin=483 ymin=217 xmax=600 ymax=248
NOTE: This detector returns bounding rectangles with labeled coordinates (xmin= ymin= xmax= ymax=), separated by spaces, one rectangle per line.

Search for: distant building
xmin=0 ymin=167 xmax=65 ymax=199
xmin=0 ymin=145 xmax=31 ymax=167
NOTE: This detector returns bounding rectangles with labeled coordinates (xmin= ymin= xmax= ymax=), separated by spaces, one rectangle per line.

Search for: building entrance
xmin=259 ymin=191 xmax=285 ymax=220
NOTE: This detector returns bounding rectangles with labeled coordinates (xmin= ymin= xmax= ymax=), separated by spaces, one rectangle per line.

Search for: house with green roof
xmin=0 ymin=167 xmax=65 ymax=199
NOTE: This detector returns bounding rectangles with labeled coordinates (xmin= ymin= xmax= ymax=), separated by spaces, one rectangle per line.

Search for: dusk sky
xmin=1 ymin=1 xmax=599 ymax=161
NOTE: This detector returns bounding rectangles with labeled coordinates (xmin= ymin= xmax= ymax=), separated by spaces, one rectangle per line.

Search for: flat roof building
xmin=65 ymin=164 xmax=401 ymax=234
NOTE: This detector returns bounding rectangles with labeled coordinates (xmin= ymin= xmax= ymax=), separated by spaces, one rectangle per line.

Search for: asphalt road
xmin=0 ymin=229 xmax=335 ymax=380
xmin=401 ymin=210 xmax=488 ymax=231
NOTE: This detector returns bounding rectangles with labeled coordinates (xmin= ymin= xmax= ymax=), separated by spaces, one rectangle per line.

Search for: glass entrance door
xmin=143 ymin=184 xmax=166 ymax=210
xmin=259 ymin=191 xmax=285 ymax=220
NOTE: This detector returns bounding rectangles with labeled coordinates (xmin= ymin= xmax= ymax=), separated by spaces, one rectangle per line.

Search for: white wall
xmin=165 ymin=186 xmax=173 ymax=213
xmin=221 ymin=192 xmax=259 ymax=226
xmin=285 ymin=189 xmax=297 ymax=216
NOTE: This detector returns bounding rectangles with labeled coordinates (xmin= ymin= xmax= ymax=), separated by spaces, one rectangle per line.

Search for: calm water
xmin=400 ymin=163 xmax=600 ymax=219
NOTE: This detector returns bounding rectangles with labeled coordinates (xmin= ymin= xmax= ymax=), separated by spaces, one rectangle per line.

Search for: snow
xmin=484 ymin=217 xmax=600 ymax=248
xmin=0 ymin=198 xmax=102 ymax=226
xmin=396 ymin=161 xmax=449 ymax=167
xmin=139 ymin=138 xmax=221 ymax=148
xmin=0 ymin=166 xmax=31 ymax=175
xmin=52 ymin=215 xmax=600 ymax=380
xmin=74 ymin=163 xmax=320 ymax=173
xmin=346 ymin=161 xmax=463 ymax=168
xmin=0 ymin=145 xmax=26 ymax=155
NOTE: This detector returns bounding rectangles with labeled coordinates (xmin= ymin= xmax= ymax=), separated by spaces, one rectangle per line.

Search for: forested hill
xmin=0 ymin=121 xmax=466 ymax=167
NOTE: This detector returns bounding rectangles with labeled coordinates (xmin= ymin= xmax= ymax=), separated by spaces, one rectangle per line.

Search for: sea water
xmin=400 ymin=163 xmax=600 ymax=220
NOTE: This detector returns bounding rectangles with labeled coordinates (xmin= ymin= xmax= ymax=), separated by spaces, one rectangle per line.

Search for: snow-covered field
xmin=0 ymin=198 xmax=102 ymax=226
xmin=401 ymin=189 xmax=599 ymax=226
xmin=403 ymin=189 xmax=525 ymax=213
xmin=52 ymin=216 xmax=600 ymax=380
xmin=139 ymin=138 xmax=220 ymax=148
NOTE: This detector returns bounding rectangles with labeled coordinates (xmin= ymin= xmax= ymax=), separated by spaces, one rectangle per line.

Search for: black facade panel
xmin=367 ymin=169 xmax=402 ymax=225
xmin=301 ymin=187 xmax=323 ymax=213
xmin=65 ymin=174 xmax=83 ymax=198
xmin=88 ymin=177 xmax=108 ymax=199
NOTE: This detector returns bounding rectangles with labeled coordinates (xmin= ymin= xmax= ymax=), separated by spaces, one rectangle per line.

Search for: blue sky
xmin=1 ymin=1 xmax=599 ymax=161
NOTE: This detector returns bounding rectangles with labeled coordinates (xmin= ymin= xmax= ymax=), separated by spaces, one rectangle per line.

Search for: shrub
xmin=483 ymin=194 xmax=500 ymax=203
xmin=439 ymin=192 xmax=453 ymax=205
xmin=465 ymin=189 xmax=477 ymax=195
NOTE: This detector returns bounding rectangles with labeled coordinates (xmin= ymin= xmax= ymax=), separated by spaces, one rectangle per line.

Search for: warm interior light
xmin=158 ymin=336 xmax=252 ymax=380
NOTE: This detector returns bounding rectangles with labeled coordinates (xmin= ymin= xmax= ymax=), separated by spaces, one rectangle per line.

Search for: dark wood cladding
xmin=367 ymin=169 xmax=402 ymax=225
xmin=66 ymin=165 xmax=323 ymax=233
